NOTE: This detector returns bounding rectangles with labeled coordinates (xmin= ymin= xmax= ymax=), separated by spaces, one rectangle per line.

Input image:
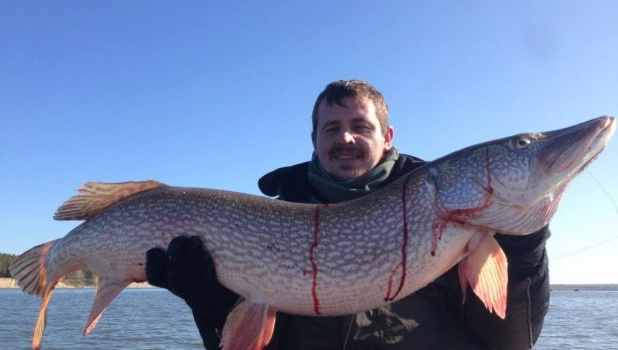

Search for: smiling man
xmin=146 ymin=80 xmax=551 ymax=350
xmin=312 ymin=90 xmax=394 ymax=181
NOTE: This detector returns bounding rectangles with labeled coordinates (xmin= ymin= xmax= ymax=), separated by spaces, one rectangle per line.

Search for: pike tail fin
xmin=221 ymin=300 xmax=277 ymax=350
xmin=84 ymin=277 xmax=132 ymax=335
xmin=458 ymin=232 xmax=508 ymax=319
xmin=9 ymin=239 xmax=60 ymax=296
xmin=9 ymin=239 xmax=61 ymax=349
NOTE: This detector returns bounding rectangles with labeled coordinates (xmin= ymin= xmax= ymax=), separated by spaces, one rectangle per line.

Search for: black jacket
xmin=255 ymin=154 xmax=550 ymax=350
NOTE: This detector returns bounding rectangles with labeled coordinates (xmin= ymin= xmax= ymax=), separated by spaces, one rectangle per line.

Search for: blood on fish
xmin=309 ymin=203 xmax=331 ymax=314
xmin=430 ymin=219 xmax=447 ymax=256
xmin=384 ymin=176 xmax=412 ymax=301
xmin=431 ymin=146 xmax=496 ymax=256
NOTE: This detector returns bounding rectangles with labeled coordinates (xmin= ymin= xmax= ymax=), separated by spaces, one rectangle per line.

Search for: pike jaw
xmin=426 ymin=116 xmax=616 ymax=235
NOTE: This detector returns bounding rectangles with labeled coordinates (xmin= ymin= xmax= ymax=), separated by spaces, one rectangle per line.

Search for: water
xmin=534 ymin=290 xmax=618 ymax=349
xmin=0 ymin=288 xmax=203 ymax=350
xmin=1 ymin=288 xmax=617 ymax=349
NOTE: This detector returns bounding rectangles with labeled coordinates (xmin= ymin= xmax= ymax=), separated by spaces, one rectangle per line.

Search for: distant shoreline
xmin=0 ymin=277 xmax=153 ymax=289
xmin=550 ymin=284 xmax=618 ymax=291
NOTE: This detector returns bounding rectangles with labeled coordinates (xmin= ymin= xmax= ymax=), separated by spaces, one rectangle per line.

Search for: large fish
xmin=10 ymin=116 xmax=615 ymax=350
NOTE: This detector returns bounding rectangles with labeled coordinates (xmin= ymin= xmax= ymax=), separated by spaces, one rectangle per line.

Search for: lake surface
xmin=1 ymin=288 xmax=616 ymax=349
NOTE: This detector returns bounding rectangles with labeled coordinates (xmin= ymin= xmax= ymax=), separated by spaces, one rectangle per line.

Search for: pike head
xmin=425 ymin=116 xmax=615 ymax=235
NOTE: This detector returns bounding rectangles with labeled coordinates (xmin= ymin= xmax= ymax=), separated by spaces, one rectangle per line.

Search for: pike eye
xmin=512 ymin=136 xmax=531 ymax=149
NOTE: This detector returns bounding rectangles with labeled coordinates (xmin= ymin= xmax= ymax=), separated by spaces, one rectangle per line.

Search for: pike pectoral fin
xmin=221 ymin=300 xmax=276 ymax=350
xmin=458 ymin=232 xmax=508 ymax=319
xmin=83 ymin=277 xmax=131 ymax=335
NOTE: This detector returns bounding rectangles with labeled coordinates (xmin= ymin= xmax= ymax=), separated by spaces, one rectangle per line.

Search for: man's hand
xmin=146 ymin=236 xmax=239 ymax=330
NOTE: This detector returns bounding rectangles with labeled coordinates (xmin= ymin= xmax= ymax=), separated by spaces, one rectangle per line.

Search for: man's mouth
xmin=330 ymin=147 xmax=364 ymax=160
xmin=334 ymin=153 xmax=359 ymax=160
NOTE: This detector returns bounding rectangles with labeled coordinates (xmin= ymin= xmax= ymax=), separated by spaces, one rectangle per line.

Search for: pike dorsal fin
xmin=54 ymin=180 xmax=166 ymax=221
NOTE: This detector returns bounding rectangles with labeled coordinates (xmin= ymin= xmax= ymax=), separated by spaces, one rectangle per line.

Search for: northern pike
xmin=10 ymin=116 xmax=615 ymax=350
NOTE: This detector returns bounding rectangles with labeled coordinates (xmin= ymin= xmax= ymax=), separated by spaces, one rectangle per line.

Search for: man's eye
xmin=354 ymin=125 xmax=371 ymax=132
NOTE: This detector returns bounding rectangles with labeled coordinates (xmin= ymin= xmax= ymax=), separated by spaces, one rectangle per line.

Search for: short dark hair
xmin=311 ymin=79 xmax=389 ymax=135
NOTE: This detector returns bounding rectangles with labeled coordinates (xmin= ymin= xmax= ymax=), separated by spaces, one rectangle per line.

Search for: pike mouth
xmin=546 ymin=116 xmax=615 ymax=175
xmin=574 ymin=116 xmax=615 ymax=174
xmin=577 ymin=147 xmax=604 ymax=175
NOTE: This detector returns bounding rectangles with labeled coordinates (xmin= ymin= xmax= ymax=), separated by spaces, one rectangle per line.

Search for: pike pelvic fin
xmin=221 ymin=300 xmax=277 ymax=350
xmin=84 ymin=277 xmax=132 ymax=335
xmin=458 ymin=232 xmax=508 ymax=319
xmin=54 ymin=180 xmax=166 ymax=220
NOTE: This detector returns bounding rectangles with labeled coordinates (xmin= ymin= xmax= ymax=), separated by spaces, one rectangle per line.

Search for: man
xmin=146 ymin=80 xmax=550 ymax=349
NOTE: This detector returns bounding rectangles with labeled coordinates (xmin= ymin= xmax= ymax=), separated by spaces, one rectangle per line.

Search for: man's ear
xmin=311 ymin=132 xmax=316 ymax=149
xmin=384 ymin=126 xmax=394 ymax=150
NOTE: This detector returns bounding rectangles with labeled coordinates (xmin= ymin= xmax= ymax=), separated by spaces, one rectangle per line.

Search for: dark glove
xmin=146 ymin=236 xmax=239 ymax=347
xmin=495 ymin=226 xmax=551 ymax=279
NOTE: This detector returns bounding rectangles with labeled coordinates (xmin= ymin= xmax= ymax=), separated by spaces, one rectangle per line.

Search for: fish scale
xmin=9 ymin=116 xmax=615 ymax=350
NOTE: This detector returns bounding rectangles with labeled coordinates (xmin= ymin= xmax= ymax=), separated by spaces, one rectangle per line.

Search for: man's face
xmin=312 ymin=97 xmax=394 ymax=181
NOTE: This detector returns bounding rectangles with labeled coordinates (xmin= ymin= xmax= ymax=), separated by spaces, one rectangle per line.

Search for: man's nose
xmin=337 ymin=130 xmax=355 ymax=144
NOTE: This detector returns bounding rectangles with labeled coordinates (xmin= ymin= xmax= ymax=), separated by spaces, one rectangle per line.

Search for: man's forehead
xmin=317 ymin=97 xmax=375 ymax=123
xmin=319 ymin=95 xmax=370 ymax=109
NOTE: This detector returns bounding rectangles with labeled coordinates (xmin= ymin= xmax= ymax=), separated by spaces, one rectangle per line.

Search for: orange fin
xmin=84 ymin=277 xmax=131 ymax=335
xmin=458 ymin=232 xmax=508 ymax=319
xmin=32 ymin=281 xmax=59 ymax=350
xmin=54 ymin=180 xmax=166 ymax=221
xmin=221 ymin=300 xmax=277 ymax=350
xmin=9 ymin=239 xmax=59 ymax=296
xmin=9 ymin=239 xmax=86 ymax=349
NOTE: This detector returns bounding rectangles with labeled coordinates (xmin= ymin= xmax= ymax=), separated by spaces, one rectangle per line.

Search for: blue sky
xmin=1 ymin=1 xmax=617 ymax=284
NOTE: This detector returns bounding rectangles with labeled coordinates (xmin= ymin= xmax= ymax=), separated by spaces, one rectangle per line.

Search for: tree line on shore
xmin=0 ymin=252 xmax=95 ymax=286
xmin=0 ymin=253 xmax=15 ymax=278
